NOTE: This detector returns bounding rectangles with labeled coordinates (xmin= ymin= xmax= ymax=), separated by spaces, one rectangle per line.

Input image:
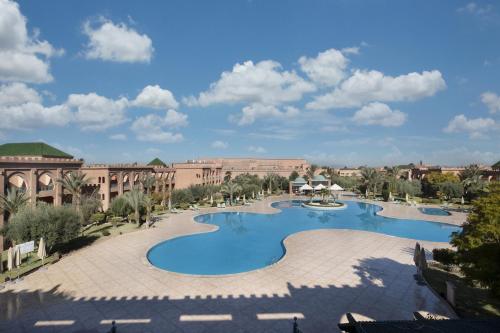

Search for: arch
xmin=37 ymin=171 xmax=54 ymax=192
xmin=7 ymin=172 xmax=28 ymax=192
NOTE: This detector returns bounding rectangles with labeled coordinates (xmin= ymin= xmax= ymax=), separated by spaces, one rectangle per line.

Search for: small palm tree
xmin=306 ymin=164 xmax=318 ymax=181
xmin=56 ymin=172 xmax=89 ymax=210
xmin=360 ymin=167 xmax=379 ymax=198
xmin=123 ymin=187 xmax=145 ymax=225
xmin=319 ymin=188 xmax=330 ymax=203
xmin=221 ymin=181 xmax=242 ymax=205
xmin=224 ymin=171 xmax=232 ymax=183
xmin=0 ymin=187 xmax=29 ymax=220
xmin=264 ymin=173 xmax=278 ymax=194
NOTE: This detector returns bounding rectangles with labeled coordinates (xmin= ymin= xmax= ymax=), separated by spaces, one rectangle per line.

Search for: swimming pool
xmin=418 ymin=207 xmax=451 ymax=216
xmin=147 ymin=200 xmax=460 ymax=275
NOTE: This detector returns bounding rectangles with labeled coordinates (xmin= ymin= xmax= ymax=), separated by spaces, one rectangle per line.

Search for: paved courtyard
xmin=0 ymin=196 xmax=460 ymax=332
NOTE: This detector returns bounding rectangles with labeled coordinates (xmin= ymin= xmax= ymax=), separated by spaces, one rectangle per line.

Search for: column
xmin=130 ymin=171 xmax=135 ymax=189
xmin=102 ymin=171 xmax=111 ymax=211
xmin=0 ymin=169 xmax=5 ymax=252
xmin=54 ymin=168 xmax=63 ymax=206
xmin=29 ymin=169 xmax=37 ymax=206
xmin=118 ymin=171 xmax=124 ymax=196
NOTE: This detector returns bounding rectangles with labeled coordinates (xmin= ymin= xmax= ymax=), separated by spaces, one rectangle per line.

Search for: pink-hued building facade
xmin=205 ymin=158 xmax=310 ymax=178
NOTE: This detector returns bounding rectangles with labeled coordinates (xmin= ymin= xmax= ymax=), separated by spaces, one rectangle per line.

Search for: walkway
xmin=0 ymin=196 xmax=458 ymax=332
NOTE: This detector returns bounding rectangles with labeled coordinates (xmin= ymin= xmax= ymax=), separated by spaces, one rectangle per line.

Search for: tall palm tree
xmin=388 ymin=166 xmax=400 ymax=192
xmin=264 ymin=173 xmax=278 ymax=194
xmin=140 ymin=174 xmax=156 ymax=196
xmin=56 ymin=172 xmax=89 ymax=210
xmin=123 ymin=187 xmax=145 ymax=225
xmin=220 ymin=181 xmax=242 ymax=205
xmin=360 ymin=167 xmax=379 ymax=197
xmin=306 ymin=164 xmax=318 ymax=181
xmin=0 ymin=187 xmax=29 ymax=221
xmin=323 ymin=167 xmax=336 ymax=182
xmin=224 ymin=171 xmax=232 ymax=183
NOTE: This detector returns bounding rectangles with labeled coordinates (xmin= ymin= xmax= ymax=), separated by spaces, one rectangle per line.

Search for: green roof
xmin=148 ymin=157 xmax=166 ymax=166
xmin=492 ymin=160 xmax=500 ymax=170
xmin=312 ymin=175 xmax=327 ymax=181
xmin=0 ymin=142 xmax=73 ymax=158
xmin=292 ymin=177 xmax=307 ymax=184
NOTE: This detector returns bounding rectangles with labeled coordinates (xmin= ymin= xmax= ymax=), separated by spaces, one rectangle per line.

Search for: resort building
xmin=289 ymin=177 xmax=307 ymax=193
xmin=171 ymin=160 xmax=223 ymax=189
xmin=408 ymin=163 xmax=499 ymax=181
xmin=0 ymin=142 xmax=83 ymax=251
xmin=204 ymin=158 xmax=309 ymax=178
xmin=337 ymin=167 xmax=362 ymax=177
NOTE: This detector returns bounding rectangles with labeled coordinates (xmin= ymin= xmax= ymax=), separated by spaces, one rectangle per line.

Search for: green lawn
xmin=424 ymin=263 xmax=500 ymax=318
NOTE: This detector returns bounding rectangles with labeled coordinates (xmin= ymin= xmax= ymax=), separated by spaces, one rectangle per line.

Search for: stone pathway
xmin=0 ymin=196 xmax=458 ymax=332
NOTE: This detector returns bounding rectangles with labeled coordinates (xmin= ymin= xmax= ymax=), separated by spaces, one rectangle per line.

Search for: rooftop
xmin=312 ymin=175 xmax=327 ymax=181
xmin=292 ymin=177 xmax=307 ymax=184
xmin=148 ymin=157 xmax=167 ymax=167
xmin=0 ymin=142 xmax=73 ymax=159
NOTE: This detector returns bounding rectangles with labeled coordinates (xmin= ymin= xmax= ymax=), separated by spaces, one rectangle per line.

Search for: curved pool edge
xmin=144 ymin=198 xmax=459 ymax=277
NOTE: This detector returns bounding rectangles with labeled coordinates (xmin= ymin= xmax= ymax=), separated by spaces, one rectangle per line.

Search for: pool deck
xmin=0 ymin=195 xmax=461 ymax=332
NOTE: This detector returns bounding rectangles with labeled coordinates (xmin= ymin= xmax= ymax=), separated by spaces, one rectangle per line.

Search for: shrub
xmin=211 ymin=202 xmax=218 ymax=207
xmin=90 ymin=212 xmax=106 ymax=224
xmin=179 ymin=202 xmax=190 ymax=210
xmin=6 ymin=204 xmax=81 ymax=253
xmin=421 ymin=198 xmax=442 ymax=204
xmin=154 ymin=204 xmax=164 ymax=212
xmin=80 ymin=193 xmax=102 ymax=225
xmin=102 ymin=230 xmax=110 ymax=236
xmin=432 ymin=248 xmax=457 ymax=267
xmin=110 ymin=196 xmax=132 ymax=217
xmin=171 ymin=189 xmax=194 ymax=206
xmin=110 ymin=216 xmax=122 ymax=228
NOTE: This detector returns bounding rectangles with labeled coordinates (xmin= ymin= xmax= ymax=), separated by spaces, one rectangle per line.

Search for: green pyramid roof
xmin=0 ymin=142 xmax=73 ymax=158
xmin=148 ymin=157 xmax=166 ymax=166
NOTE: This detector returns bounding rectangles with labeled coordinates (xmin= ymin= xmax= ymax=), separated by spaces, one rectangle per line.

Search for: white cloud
xmin=457 ymin=3 xmax=492 ymax=16
xmin=83 ymin=18 xmax=153 ymax=63
xmin=109 ymin=134 xmax=127 ymax=141
xmin=248 ymin=145 xmax=267 ymax=153
xmin=352 ymin=102 xmax=407 ymax=127
xmin=133 ymin=85 xmax=179 ymax=109
xmin=0 ymin=82 xmax=70 ymax=130
xmin=0 ymin=0 xmax=63 ymax=83
xmin=131 ymin=110 xmax=187 ymax=143
xmin=481 ymin=91 xmax=500 ymax=114
xmin=298 ymin=48 xmax=349 ymax=86
xmin=307 ymin=69 xmax=446 ymax=110
xmin=184 ymin=60 xmax=315 ymax=106
xmin=66 ymin=93 xmax=129 ymax=131
xmin=444 ymin=114 xmax=496 ymax=139
xmin=211 ymin=140 xmax=228 ymax=149
xmin=232 ymin=103 xmax=300 ymax=126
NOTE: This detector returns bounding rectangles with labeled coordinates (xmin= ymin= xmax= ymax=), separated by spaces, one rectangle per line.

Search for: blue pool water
xmin=147 ymin=200 xmax=461 ymax=275
xmin=418 ymin=207 xmax=451 ymax=216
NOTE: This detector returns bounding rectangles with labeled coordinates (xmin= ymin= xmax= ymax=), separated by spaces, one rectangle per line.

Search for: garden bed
xmin=301 ymin=201 xmax=346 ymax=210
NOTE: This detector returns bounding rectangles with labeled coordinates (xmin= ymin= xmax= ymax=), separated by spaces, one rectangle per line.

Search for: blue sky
xmin=1 ymin=0 xmax=499 ymax=166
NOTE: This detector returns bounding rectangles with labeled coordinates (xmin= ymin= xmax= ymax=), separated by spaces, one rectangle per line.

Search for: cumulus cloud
xmin=0 ymin=82 xmax=70 ymax=130
xmin=184 ymin=60 xmax=315 ymax=107
xmin=307 ymin=69 xmax=446 ymax=110
xmin=232 ymin=103 xmax=300 ymax=126
xmin=444 ymin=114 xmax=496 ymax=139
xmin=66 ymin=93 xmax=129 ymax=131
xmin=211 ymin=140 xmax=228 ymax=149
xmin=298 ymin=48 xmax=349 ymax=86
xmin=481 ymin=91 xmax=500 ymax=114
xmin=352 ymin=102 xmax=407 ymax=127
xmin=109 ymin=134 xmax=127 ymax=141
xmin=83 ymin=18 xmax=153 ymax=63
xmin=248 ymin=146 xmax=267 ymax=153
xmin=0 ymin=0 xmax=63 ymax=83
xmin=131 ymin=110 xmax=187 ymax=143
xmin=133 ymin=84 xmax=179 ymax=109
xmin=457 ymin=2 xmax=492 ymax=16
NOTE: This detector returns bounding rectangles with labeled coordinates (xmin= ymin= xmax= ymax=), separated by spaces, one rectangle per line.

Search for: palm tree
xmin=264 ymin=173 xmax=278 ymax=194
xmin=0 ymin=187 xmax=29 ymax=221
xmin=220 ymin=181 xmax=242 ymax=205
xmin=224 ymin=171 xmax=232 ymax=183
xmin=56 ymin=172 xmax=89 ymax=210
xmin=388 ymin=166 xmax=400 ymax=192
xmin=140 ymin=174 xmax=156 ymax=196
xmin=306 ymin=164 xmax=318 ymax=181
xmin=360 ymin=167 xmax=380 ymax=198
xmin=123 ymin=187 xmax=145 ymax=225
xmin=319 ymin=188 xmax=330 ymax=203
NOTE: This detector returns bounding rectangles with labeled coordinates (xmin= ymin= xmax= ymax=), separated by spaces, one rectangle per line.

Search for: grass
xmin=1 ymin=220 xmax=147 ymax=283
xmin=424 ymin=262 xmax=500 ymax=318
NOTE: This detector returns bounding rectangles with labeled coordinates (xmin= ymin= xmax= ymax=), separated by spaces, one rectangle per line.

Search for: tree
xmin=171 ymin=189 xmax=194 ymax=207
xmin=221 ymin=181 xmax=242 ymax=205
xmin=319 ymin=188 xmax=330 ymax=203
xmin=422 ymin=172 xmax=460 ymax=198
xmin=460 ymin=165 xmax=486 ymax=201
xmin=0 ymin=187 xmax=29 ymax=221
xmin=289 ymin=170 xmax=299 ymax=181
xmin=123 ymin=187 xmax=145 ymax=225
xmin=140 ymin=174 xmax=156 ymax=196
xmin=110 ymin=196 xmax=132 ymax=217
xmin=263 ymin=173 xmax=278 ymax=193
xmin=438 ymin=182 xmax=464 ymax=201
xmin=56 ymin=172 xmax=89 ymax=210
xmin=387 ymin=166 xmax=401 ymax=192
xmin=360 ymin=167 xmax=381 ymax=197
xmin=321 ymin=167 xmax=336 ymax=182
xmin=451 ymin=182 xmax=500 ymax=295
xmin=306 ymin=165 xmax=318 ymax=181
xmin=224 ymin=171 xmax=232 ymax=183
xmin=80 ymin=191 xmax=102 ymax=225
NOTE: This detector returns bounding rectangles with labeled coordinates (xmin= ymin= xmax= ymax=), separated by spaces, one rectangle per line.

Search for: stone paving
xmin=0 ymin=196 xmax=460 ymax=332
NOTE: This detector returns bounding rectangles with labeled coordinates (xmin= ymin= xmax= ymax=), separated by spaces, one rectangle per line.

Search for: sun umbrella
xmin=405 ymin=193 xmax=410 ymax=203
xmin=37 ymin=237 xmax=47 ymax=260
xmin=365 ymin=188 xmax=368 ymax=198
xmin=15 ymin=246 xmax=21 ymax=268
xmin=243 ymin=194 xmax=246 ymax=205
xmin=461 ymin=196 xmax=465 ymax=205
xmin=330 ymin=184 xmax=344 ymax=191
xmin=389 ymin=191 xmax=393 ymax=201
xmin=252 ymin=191 xmax=255 ymax=199
xmin=314 ymin=184 xmax=326 ymax=191
xmin=210 ymin=195 xmax=213 ymax=205
xmin=299 ymin=184 xmax=313 ymax=191
xmin=7 ymin=247 xmax=14 ymax=271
